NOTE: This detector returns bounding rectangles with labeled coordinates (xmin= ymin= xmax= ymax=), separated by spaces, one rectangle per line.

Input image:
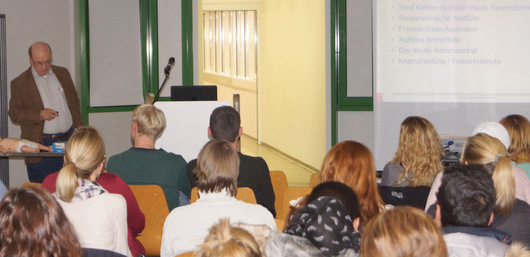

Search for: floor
xmin=240 ymin=135 xmax=316 ymax=187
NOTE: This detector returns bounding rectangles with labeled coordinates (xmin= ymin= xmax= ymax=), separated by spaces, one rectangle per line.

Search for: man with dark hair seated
xmin=186 ymin=106 xmax=276 ymax=216
xmin=436 ymin=164 xmax=530 ymax=256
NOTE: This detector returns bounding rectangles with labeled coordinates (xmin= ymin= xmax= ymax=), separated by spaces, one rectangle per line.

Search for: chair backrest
xmin=22 ymin=182 xmax=42 ymax=187
xmin=378 ymin=185 xmax=431 ymax=209
xmin=280 ymin=187 xmax=312 ymax=220
xmin=175 ymin=252 xmax=195 ymax=257
xmin=269 ymin=170 xmax=288 ymax=218
xmin=190 ymin=187 xmax=257 ymax=204
xmin=275 ymin=218 xmax=285 ymax=231
xmin=129 ymin=185 xmax=170 ymax=256
xmin=309 ymin=172 xmax=320 ymax=188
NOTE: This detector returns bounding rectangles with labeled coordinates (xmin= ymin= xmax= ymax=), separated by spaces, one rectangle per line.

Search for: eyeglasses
xmin=33 ymin=60 xmax=52 ymax=67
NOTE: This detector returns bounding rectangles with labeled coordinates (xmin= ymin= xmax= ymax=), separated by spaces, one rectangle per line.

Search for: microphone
xmin=164 ymin=57 xmax=175 ymax=76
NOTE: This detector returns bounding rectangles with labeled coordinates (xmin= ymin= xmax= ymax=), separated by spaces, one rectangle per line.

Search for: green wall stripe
xmin=330 ymin=0 xmax=374 ymax=145
xmin=79 ymin=0 xmax=89 ymax=125
xmin=182 ymin=0 xmax=193 ymax=85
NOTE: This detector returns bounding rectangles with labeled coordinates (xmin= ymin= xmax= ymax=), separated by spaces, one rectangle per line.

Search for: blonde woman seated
xmin=425 ymin=121 xmax=530 ymax=211
xmin=317 ymin=140 xmax=385 ymax=223
xmin=54 ymin=126 xmax=131 ymax=257
xmin=0 ymin=137 xmax=51 ymax=153
xmin=160 ymin=140 xmax=276 ymax=257
xmin=362 ymin=206 xmax=447 ymax=257
xmin=381 ymin=116 xmax=444 ymax=187
xmin=461 ymin=133 xmax=530 ymax=246
xmin=500 ymin=114 xmax=530 ymax=179
xmin=196 ymin=218 xmax=262 ymax=257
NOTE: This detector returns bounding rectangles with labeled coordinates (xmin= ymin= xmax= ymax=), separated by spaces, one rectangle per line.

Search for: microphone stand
xmin=145 ymin=58 xmax=174 ymax=105
xmin=152 ymin=70 xmax=171 ymax=104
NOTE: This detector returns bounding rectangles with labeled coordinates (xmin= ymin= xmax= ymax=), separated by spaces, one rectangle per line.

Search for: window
xmin=203 ymin=10 xmax=257 ymax=81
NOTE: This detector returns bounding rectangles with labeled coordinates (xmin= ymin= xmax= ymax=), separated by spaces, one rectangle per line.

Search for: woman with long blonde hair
xmin=361 ymin=206 xmax=447 ymax=257
xmin=318 ymin=140 xmax=384 ymax=223
xmin=500 ymin=114 xmax=530 ymax=178
xmin=54 ymin=126 xmax=132 ymax=257
xmin=461 ymin=133 xmax=530 ymax=246
xmin=382 ymin=116 xmax=444 ymax=187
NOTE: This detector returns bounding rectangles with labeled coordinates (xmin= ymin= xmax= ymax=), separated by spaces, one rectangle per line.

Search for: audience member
xmin=186 ymin=106 xmax=276 ymax=216
xmin=500 ymin=114 xmax=530 ymax=178
xmin=460 ymin=133 xmax=530 ymax=246
xmin=53 ymin=126 xmax=132 ymax=257
xmin=361 ymin=206 xmax=447 ymax=257
xmin=0 ymin=186 xmax=83 ymax=257
xmin=425 ymin=121 xmax=530 ymax=210
xmin=196 ymin=218 xmax=262 ymax=257
xmin=42 ymin=166 xmax=145 ymax=255
xmin=436 ymin=164 xmax=530 ymax=256
xmin=161 ymin=140 xmax=276 ymax=257
xmin=0 ymin=137 xmax=51 ymax=153
xmin=240 ymin=181 xmax=361 ymax=257
xmin=108 ymin=104 xmax=190 ymax=210
xmin=317 ymin=140 xmax=385 ymax=223
xmin=381 ymin=116 xmax=444 ymax=187
xmin=284 ymin=182 xmax=362 ymax=256
xmin=9 ymin=41 xmax=83 ymax=183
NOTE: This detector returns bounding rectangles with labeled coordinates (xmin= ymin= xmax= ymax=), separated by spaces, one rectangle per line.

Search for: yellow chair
xmin=275 ymin=218 xmax=285 ymax=231
xmin=129 ymin=185 xmax=169 ymax=257
xmin=269 ymin=170 xmax=288 ymax=218
xmin=309 ymin=172 xmax=320 ymax=188
xmin=190 ymin=187 xmax=257 ymax=204
xmin=175 ymin=252 xmax=195 ymax=257
xmin=22 ymin=182 xmax=42 ymax=187
xmin=280 ymin=187 xmax=312 ymax=220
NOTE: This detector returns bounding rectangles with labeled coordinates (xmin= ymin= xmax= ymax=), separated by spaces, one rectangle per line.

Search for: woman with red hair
xmin=317 ymin=140 xmax=385 ymax=223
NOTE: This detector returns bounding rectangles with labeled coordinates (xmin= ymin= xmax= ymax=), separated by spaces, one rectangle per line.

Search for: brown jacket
xmin=9 ymin=65 xmax=83 ymax=162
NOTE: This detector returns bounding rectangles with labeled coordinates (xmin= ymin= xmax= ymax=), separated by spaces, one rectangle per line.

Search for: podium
xmin=154 ymin=101 xmax=231 ymax=162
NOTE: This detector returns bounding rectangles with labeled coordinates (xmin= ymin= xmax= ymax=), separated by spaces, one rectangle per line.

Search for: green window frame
xmin=330 ymin=0 xmax=373 ymax=145
xmin=78 ymin=0 xmax=194 ymax=124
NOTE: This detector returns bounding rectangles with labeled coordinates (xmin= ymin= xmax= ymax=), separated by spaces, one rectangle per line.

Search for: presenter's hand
xmin=40 ymin=108 xmax=59 ymax=121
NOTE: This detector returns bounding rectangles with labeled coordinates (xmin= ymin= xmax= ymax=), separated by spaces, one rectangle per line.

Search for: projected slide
xmin=376 ymin=1 xmax=530 ymax=103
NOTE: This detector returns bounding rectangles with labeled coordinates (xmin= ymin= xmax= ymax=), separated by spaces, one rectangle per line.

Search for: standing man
xmin=186 ymin=106 xmax=276 ymax=217
xmin=9 ymin=41 xmax=83 ymax=182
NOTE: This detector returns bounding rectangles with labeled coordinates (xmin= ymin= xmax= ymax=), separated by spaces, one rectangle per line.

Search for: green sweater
xmin=107 ymin=147 xmax=190 ymax=210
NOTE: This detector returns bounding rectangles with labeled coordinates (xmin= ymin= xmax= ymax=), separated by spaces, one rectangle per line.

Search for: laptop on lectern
xmin=170 ymin=85 xmax=217 ymax=101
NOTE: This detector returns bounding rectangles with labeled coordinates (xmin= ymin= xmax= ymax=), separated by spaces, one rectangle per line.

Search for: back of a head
xmin=0 ymin=186 xmax=82 ymax=257
xmin=194 ymin=140 xmax=240 ymax=196
xmin=306 ymin=181 xmax=361 ymax=221
xmin=209 ymin=106 xmax=240 ymax=142
xmin=318 ymin=140 xmax=384 ymax=222
xmin=284 ymin=196 xmax=361 ymax=255
xmin=393 ymin=116 xmax=444 ymax=187
xmin=499 ymin=114 xmax=530 ymax=162
xmin=56 ymin=126 xmax=106 ymax=202
xmin=462 ymin=133 xmax=515 ymax=216
xmin=196 ymin=218 xmax=261 ymax=257
xmin=361 ymin=206 xmax=447 ymax=257
xmin=472 ymin=121 xmax=511 ymax=150
xmin=132 ymin=104 xmax=167 ymax=140
xmin=436 ymin=164 xmax=495 ymax=227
